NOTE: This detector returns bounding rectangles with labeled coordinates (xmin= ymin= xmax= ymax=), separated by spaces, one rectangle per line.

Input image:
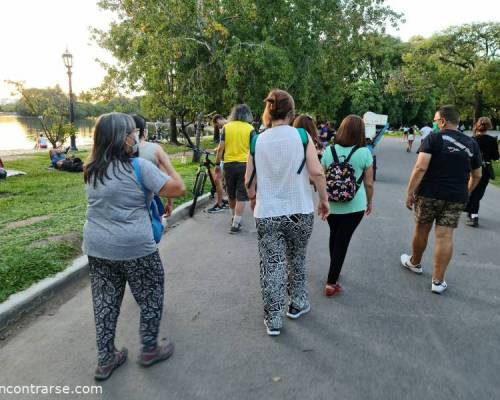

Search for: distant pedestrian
xmin=83 ymin=112 xmax=185 ymax=380
xmin=401 ymin=105 xmax=482 ymax=294
xmin=406 ymin=127 xmax=415 ymax=152
xmin=207 ymin=114 xmax=229 ymax=213
xmin=132 ymin=114 xmax=183 ymax=217
xmin=293 ymin=114 xmax=323 ymax=160
xmin=420 ymin=123 xmax=432 ymax=139
xmin=321 ymin=115 xmax=374 ymax=297
xmin=245 ymin=89 xmax=329 ymax=336
xmin=465 ymin=117 xmax=499 ymax=227
xmin=214 ymin=104 xmax=254 ymax=233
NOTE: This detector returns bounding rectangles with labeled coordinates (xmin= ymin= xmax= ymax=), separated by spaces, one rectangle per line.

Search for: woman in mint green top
xmin=320 ymin=115 xmax=374 ymax=297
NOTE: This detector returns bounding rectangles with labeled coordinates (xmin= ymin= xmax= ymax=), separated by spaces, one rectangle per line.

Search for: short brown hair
xmin=335 ymin=115 xmax=366 ymax=147
xmin=293 ymin=114 xmax=320 ymax=148
xmin=262 ymin=89 xmax=295 ymax=127
xmin=474 ymin=116 xmax=492 ymax=133
xmin=437 ymin=105 xmax=460 ymax=126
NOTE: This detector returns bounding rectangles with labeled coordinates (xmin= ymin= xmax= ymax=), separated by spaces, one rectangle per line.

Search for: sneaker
xmin=471 ymin=217 xmax=479 ymax=227
xmin=286 ymin=304 xmax=311 ymax=319
xmin=138 ymin=342 xmax=175 ymax=367
xmin=221 ymin=200 xmax=230 ymax=209
xmin=207 ymin=204 xmax=225 ymax=213
xmin=229 ymin=223 xmax=241 ymax=234
xmin=431 ymin=280 xmax=448 ymax=294
xmin=325 ymin=283 xmax=343 ymax=297
xmin=400 ymin=254 xmax=423 ymax=274
xmin=94 ymin=347 xmax=128 ymax=381
xmin=264 ymin=320 xmax=280 ymax=336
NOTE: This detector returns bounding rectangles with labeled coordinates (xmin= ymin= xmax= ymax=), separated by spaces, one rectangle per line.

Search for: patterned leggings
xmin=88 ymin=251 xmax=164 ymax=366
xmin=255 ymin=213 xmax=314 ymax=329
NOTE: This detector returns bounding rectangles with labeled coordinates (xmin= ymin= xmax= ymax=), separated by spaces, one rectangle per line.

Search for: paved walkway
xmin=1 ymin=138 xmax=499 ymax=399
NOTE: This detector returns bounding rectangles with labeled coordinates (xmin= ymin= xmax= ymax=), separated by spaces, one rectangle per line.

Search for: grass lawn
xmin=0 ymin=152 xmax=204 ymax=303
xmin=491 ymin=143 xmax=500 ymax=188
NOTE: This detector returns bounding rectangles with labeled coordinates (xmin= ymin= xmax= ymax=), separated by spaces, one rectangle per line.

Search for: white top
xmin=253 ymin=125 xmax=314 ymax=218
xmin=420 ymin=126 xmax=432 ymax=138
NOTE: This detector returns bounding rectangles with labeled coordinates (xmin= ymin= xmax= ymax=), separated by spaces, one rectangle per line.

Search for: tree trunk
xmin=473 ymin=91 xmax=483 ymax=124
xmin=192 ymin=112 xmax=204 ymax=163
xmin=169 ymin=114 xmax=179 ymax=144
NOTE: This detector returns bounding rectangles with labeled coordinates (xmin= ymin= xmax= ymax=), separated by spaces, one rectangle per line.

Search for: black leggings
xmin=327 ymin=212 xmax=364 ymax=284
xmin=466 ymin=168 xmax=490 ymax=215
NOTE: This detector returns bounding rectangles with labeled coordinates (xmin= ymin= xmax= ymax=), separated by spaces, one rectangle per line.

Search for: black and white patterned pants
xmin=88 ymin=250 xmax=164 ymax=366
xmin=255 ymin=213 xmax=314 ymax=329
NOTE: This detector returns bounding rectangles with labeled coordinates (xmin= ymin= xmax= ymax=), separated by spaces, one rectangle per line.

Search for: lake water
xmin=0 ymin=114 xmax=95 ymax=151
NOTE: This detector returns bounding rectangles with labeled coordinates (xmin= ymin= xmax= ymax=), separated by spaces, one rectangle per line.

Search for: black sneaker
xmin=229 ymin=223 xmax=241 ymax=234
xmin=286 ymin=304 xmax=311 ymax=319
xmin=207 ymin=204 xmax=224 ymax=214
xmin=221 ymin=200 xmax=230 ymax=209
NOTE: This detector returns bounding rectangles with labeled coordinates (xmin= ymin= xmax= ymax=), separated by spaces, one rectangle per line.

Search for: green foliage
xmin=94 ymin=0 xmax=402 ymax=124
xmin=389 ymin=23 xmax=500 ymax=123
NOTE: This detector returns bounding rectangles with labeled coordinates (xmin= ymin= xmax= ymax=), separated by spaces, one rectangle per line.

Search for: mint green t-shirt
xmin=321 ymin=145 xmax=373 ymax=214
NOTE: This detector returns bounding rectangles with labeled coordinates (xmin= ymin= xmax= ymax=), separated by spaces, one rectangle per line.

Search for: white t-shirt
xmin=420 ymin=126 xmax=432 ymax=139
xmin=253 ymin=126 xmax=314 ymax=218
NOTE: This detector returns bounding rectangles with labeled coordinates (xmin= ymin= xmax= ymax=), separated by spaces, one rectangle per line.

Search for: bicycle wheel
xmin=189 ymin=171 xmax=207 ymax=217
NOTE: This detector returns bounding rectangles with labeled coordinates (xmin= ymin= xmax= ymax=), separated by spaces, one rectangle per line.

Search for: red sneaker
xmin=325 ymin=283 xmax=343 ymax=297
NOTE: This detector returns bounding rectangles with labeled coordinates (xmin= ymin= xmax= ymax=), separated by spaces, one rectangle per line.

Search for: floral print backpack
xmin=325 ymin=145 xmax=364 ymax=202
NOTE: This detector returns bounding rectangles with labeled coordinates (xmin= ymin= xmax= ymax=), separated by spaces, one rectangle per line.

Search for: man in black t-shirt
xmin=400 ymin=105 xmax=482 ymax=294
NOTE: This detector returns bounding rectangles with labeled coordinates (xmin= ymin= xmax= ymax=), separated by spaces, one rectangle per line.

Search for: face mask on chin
xmin=432 ymin=122 xmax=440 ymax=133
xmin=126 ymin=137 xmax=139 ymax=155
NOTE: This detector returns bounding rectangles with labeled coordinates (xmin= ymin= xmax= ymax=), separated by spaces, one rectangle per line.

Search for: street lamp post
xmin=62 ymin=48 xmax=77 ymax=151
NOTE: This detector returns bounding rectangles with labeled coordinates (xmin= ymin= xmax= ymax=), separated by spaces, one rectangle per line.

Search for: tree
xmin=7 ymin=81 xmax=72 ymax=148
xmin=93 ymin=0 xmax=402 ymax=137
xmin=388 ymin=23 xmax=500 ymax=124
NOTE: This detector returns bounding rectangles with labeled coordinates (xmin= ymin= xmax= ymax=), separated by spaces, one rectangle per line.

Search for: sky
xmin=0 ymin=0 xmax=498 ymax=102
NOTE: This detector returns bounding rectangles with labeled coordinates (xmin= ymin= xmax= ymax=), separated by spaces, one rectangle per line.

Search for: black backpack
xmin=325 ymin=145 xmax=363 ymax=202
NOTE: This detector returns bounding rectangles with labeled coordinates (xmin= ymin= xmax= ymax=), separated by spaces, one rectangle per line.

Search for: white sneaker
xmin=431 ymin=280 xmax=448 ymax=294
xmin=264 ymin=320 xmax=281 ymax=336
xmin=400 ymin=254 xmax=423 ymax=274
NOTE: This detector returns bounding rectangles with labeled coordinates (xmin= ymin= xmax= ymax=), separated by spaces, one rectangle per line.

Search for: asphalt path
xmin=1 ymin=137 xmax=499 ymax=400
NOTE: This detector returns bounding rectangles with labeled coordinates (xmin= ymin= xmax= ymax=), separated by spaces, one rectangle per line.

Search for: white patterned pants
xmin=255 ymin=213 xmax=314 ymax=329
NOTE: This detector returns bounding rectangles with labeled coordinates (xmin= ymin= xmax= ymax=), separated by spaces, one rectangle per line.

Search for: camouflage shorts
xmin=414 ymin=196 xmax=465 ymax=228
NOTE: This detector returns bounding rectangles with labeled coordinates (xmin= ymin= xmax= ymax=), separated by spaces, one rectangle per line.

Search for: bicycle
xmin=188 ymin=145 xmax=217 ymax=217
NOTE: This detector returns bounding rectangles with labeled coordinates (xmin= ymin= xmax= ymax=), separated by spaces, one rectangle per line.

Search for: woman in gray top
xmin=83 ymin=113 xmax=185 ymax=380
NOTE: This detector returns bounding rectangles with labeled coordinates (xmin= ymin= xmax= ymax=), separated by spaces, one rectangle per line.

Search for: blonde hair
xmin=474 ymin=117 xmax=492 ymax=134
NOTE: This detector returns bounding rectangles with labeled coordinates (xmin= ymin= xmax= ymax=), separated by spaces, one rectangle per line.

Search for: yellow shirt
xmin=222 ymin=121 xmax=254 ymax=163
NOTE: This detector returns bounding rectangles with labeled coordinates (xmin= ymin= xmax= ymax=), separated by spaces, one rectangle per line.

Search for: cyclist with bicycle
xmin=207 ymin=114 xmax=229 ymax=213
xmin=214 ymin=104 xmax=254 ymax=233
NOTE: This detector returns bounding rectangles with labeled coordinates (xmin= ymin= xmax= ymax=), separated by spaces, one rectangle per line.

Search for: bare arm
xmin=305 ymin=138 xmax=329 ymax=220
xmin=155 ymin=145 xmax=186 ymax=198
xmin=468 ymin=167 xmax=482 ymax=193
xmin=363 ymin=166 xmax=374 ymax=215
xmin=215 ymin=141 xmax=225 ymax=165
xmin=244 ymin=152 xmax=256 ymax=200
xmin=406 ymin=152 xmax=431 ymax=210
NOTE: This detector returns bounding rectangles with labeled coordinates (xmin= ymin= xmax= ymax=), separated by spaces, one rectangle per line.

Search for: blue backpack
xmin=131 ymin=158 xmax=165 ymax=243
xmin=247 ymin=127 xmax=309 ymax=187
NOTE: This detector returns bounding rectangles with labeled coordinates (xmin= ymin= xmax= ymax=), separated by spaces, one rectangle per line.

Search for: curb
xmin=0 ymin=193 xmax=211 ymax=333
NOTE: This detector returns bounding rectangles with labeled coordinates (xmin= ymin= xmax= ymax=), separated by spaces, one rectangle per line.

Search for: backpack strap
xmin=131 ymin=158 xmax=151 ymax=213
xmin=344 ymin=146 xmax=359 ymax=163
xmin=296 ymin=128 xmax=309 ymax=174
xmin=330 ymin=145 xmax=340 ymax=164
xmin=246 ymin=131 xmax=259 ymax=189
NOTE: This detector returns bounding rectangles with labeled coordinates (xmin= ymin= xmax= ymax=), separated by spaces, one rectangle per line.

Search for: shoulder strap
xmin=442 ymin=135 xmax=473 ymax=157
xmin=344 ymin=146 xmax=359 ymax=163
xmin=296 ymin=128 xmax=309 ymax=174
xmin=247 ymin=132 xmax=259 ymax=188
xmin=330 ymin=145 xmax=340 ymax=164
xmin=131 ymin=158 xmax=147 ymax=200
